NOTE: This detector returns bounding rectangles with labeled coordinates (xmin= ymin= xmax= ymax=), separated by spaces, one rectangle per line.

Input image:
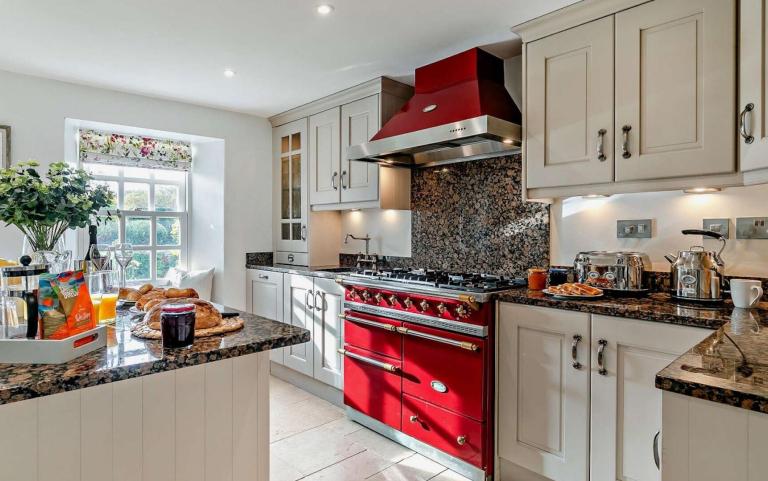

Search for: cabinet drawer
xmin=275 ymin=251 xmax=308 ymax=266
xmin=342 ymin=345 xmax=402 ymax=431
xmin=402 ymin=394 xmax=486 ymax=468
xmin=343 ymin=310 xmax=402 ymax=360
xmin=249 ymin=269 xmax=282 ymax=284
xmin=401 ymin=322 xmax=486 ymax=421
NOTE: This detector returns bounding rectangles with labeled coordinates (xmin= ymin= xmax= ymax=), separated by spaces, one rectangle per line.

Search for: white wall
xmin=551 ymin=185 xmax=768 ymax=277
xmin=0 ymin=69 xmax=272 ymax=309
xmin=339 ymin=209 xmax=411 ymax=257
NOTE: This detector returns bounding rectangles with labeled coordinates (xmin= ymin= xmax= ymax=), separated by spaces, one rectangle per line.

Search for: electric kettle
xmin=664 ymin=229 xmax=726 ymax=302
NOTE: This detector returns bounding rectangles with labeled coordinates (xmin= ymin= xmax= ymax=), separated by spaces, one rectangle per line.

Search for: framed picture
xmin=0 ymin=126 xmax=9 ymax=169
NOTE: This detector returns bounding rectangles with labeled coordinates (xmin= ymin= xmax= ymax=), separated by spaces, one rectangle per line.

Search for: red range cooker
xmin=338 ymin=268 xmax=521 ymax=481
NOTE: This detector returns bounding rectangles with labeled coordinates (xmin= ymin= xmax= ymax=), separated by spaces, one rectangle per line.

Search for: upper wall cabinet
xmin=740 ymin=0 xmax=768 ymax=177
xmin=274 ymin=118 xmax=308 ymax=253
xmin=525 ymin=16 xmax=615 ymax=189
xmin=517 ymin=0 xmax=739 ymax=198
xmin=614 ymin=0 xmax=735 ymax=182
xmin=341 ymin=96 xmax=380 ymax=203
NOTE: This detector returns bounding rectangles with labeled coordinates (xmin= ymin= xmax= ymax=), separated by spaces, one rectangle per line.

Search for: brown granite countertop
xmin=0 ymin=307 xmax=310 ymax=405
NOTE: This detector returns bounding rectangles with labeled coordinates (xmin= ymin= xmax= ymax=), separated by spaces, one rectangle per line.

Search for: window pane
xmin=156 ymin=217 xmax=181 ymax=246
xmin=125 ymin=216 xmax=151 ymax=246
xmin=291 ymin=155 xmax=301 ymax=219
xmin=281 ymin=135 xmax=289 ymax=154
xmin=124 ymin=183 xmax=149 ymax=211
xmin=93 ymin=181 xmax=118 ymax=209
xmin=126 ymin=251 xmax=151 ymax=282
xmin=96 ymin=216 xmax=119 ymax=245
xmin=154 ymin=170 xmax=185 ymax=182
xmin=291 ymin=132 xmax=301 ymax=151
xmin=281 ymin=223 xmax=290 ymax=240
xmin=281 ymin=157 xmax=290 ymax=219
xmin=84 ymin=163 xmax=119 ymax=177
xmin=123 ymin=166 xmax=153 ymax=179
xmin=292 ymin=223 xmax=302 ymax=241
xmin=155 ymin=184 xmax=180 ymax=211
xmin=156 ymin=250 xmax=180 ymax=279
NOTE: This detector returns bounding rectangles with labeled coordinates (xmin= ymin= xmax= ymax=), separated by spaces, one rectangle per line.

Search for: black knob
xmin=19 ymin=255 xmax=32 ymax=266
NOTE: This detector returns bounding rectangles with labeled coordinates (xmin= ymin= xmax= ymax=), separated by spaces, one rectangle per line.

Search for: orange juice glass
xmin=99 ymin=292 xmax=118 ymax=324
xmin=90 ymin=294 xmax=102 ymax=325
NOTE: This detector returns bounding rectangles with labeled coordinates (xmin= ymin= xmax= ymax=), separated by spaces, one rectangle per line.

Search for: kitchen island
xmin=0 ymin=307 xmax=310 ymax=481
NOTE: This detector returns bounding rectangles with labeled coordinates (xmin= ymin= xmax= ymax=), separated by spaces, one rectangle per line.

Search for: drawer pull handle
xmin=597 ymin=339 xmax=608 ymax=375
xmin=409 ymin=415 xmax=419 ymax=423
xmin=338 ymin=349 xmax=398 ymax=373
xmin=456 ymin=435 xmax=467 ymax=446
xmin=740 ymin=103 xmax=755 ymax=144
xmin=341 ymin=314 xmax=397 ymax=332
xmin=258 ymin=274 xmax=269 ymax=279
xmin=621 ymin=125 xmax=632 ymax=159
xmin=571 ymin=334 xmax=582 ymax=370
xmin=396 ymin=326 xmax=478 ymax=351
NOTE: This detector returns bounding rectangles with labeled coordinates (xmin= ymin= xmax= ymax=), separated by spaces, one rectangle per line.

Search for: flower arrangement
xmin=0 ymin=161 xmax=114 ymax=251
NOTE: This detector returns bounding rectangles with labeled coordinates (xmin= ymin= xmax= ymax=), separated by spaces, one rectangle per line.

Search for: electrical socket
xmin=736 ymin=217 xmax=768 ymax=239
xmin=617 ymin=219 xmax=652 ymax=239
xmin=703 ymin=219 xmax=730 ymax=238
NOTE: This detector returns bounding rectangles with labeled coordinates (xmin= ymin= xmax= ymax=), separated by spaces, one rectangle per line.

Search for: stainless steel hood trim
xmin=347 ymin=115 xmax=521 ymax=168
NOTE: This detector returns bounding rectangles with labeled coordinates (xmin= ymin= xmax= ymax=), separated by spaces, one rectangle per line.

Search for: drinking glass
xmin=86 ymin=270 xmax=118 ymax=325
xmin=113 ymin=243 xmax=134 ymax=288
xmin=89 ymin=244 xmax=113 ymax=272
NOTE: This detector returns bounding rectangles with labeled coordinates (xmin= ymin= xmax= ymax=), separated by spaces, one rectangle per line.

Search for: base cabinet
xmin=282 ymin=274 xmax=344 ymax=388
xmin=498 ymin=304 xmax=712 ymax=481
xmin=246 ymin=269 xmax=285 ymax=364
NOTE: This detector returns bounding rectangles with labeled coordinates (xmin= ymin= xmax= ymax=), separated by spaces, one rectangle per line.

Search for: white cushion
xmin=165 ymin=267 xmax=215 ymax=301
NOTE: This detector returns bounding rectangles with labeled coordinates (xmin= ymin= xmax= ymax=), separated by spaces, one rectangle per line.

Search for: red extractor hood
xmin=348 ymin=48 xmax=522 ymax=168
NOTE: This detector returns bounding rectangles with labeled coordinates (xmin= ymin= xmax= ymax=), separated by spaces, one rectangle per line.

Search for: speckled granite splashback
xmin=341 ymin=155 xmax=549 ymax=277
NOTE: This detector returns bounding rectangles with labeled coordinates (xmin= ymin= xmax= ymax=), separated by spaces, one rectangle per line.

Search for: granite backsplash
xmin=344 ymin=154 xmax=549 ymax=277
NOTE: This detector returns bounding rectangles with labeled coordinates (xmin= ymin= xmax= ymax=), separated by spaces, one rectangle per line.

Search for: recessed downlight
xmin=223 ymin=68 xmax=236 ymax=78
xmin=684 ymin=187 xmax=721 ymax=194
xmin=317 ymin=4 xmax=334 ymax=15
xmin=582 ymin=194 xmax=611 ymax=199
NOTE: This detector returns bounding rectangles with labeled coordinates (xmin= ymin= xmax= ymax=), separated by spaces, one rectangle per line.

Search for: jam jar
xmin=160 ymin=304 xmax=196 ymax=348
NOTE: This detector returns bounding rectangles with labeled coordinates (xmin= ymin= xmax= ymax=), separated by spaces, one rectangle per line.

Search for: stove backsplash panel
xmin=343 ymin=155 xmax=549 ymax=277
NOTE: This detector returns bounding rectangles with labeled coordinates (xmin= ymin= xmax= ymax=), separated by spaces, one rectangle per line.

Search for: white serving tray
xmin=0 ymin=325 xmax=108 ymax=364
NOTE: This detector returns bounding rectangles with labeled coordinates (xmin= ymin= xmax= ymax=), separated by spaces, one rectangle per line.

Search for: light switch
xmin=703 ymin=218 xmax=729 ymax=238
xmin=617 ymin=219 xmax=652 ymax=239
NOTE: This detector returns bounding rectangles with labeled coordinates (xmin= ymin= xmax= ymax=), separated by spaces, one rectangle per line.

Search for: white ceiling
xmin=0 ymin=0 xmax=578 ymax=117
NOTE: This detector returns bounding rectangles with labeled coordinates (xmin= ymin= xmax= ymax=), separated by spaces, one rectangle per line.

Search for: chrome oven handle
xmin=621 ymin=125 xmax=632 ymax=159
xmin=341 ymin=313 xmax=397 ymax=332
xmin=597 ymin=339 xmax=608 ymax=375
xmin=338 ymin=348 xmax=398 ymax=372
xmin=597 ymin=129 xmax=607 ymax=161
xmin=740 ymin=103 xmax=755 ymax=144
xmin=397 ymin=326 xmax=478 ymax=352
xmin=571 ymin=334 xmax=583 ymax=370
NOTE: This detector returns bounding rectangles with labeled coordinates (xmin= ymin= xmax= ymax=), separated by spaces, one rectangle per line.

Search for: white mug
xmin=730 ymin=279 xmax=764 ymax=308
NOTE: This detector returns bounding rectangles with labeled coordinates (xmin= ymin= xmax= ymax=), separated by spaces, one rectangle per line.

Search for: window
xmin=86 ymin=163 xmax=188 ymax=284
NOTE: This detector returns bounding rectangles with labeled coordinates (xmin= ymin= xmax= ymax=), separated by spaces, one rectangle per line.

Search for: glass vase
xmin=21 ymin=237 xmax=72 ymax=274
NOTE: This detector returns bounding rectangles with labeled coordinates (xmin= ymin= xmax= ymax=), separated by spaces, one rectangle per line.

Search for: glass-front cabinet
xmin=274 ymin=118 xmax=308 ymax=252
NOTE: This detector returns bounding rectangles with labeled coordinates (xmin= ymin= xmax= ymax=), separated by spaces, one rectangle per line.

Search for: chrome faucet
xmin=345 ymin=233 xmax=379 ymax=271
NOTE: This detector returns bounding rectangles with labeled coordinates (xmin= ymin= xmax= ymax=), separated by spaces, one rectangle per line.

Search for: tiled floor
xmin=270 ymin=376 xmax=472 ymax=481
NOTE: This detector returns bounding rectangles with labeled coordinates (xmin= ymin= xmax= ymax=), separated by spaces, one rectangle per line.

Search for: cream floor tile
xmin=271 ymin=394 xmax=345 ymax=442
xmin=270 ymin=376 xmax=313 ymax=405
xmin=367 ymin=453 xmax=447 ymax=481
xmin=346 ymin=427 xmax=414 ymax=463
xmin=427 ymin=469 xmax=473 ymax=481
xmin=301 ymin=450 xmax=394 ymax=481
xmin=271 ymin=418 xmax=368 ymax=475
xmin=270 ymin=450 xmax=305 ymax=481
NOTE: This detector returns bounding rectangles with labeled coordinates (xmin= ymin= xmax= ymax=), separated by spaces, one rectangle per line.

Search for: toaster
xmin=573 ymin=251 xmax=651 ymax=292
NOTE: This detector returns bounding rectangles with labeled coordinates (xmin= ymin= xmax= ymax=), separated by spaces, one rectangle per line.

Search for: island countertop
xmin=0 ymin=307 xmax=310 ymax=405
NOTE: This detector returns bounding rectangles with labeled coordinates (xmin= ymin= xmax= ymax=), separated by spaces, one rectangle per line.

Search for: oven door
xmin=401 ymin=322 xmax=487 ymax=421
xmin=343 ymin=310 xmax=402 ymax=359
xmin=340 ymin=345 xmax=402 ymax=430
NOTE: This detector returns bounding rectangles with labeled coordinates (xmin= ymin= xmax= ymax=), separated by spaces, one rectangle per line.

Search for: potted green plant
xmin=0 ymin=161 xmax=114 ymax=269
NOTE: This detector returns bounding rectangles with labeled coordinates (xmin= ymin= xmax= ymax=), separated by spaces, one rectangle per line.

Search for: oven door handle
xmin=338 ymin=349 xmax=399 ymax=372
xmin=341 ymin=313 xmax=398 ymax=332
xmin=396 ymin=326 xmax=479 ymax=352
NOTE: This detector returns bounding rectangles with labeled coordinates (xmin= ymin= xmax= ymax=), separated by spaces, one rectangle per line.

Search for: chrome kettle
xmin=664 ymin=229 xmax=726 ymax=302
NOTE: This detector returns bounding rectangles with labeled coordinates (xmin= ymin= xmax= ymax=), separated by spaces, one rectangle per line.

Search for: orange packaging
xmin=38 ymin=271 xmax=96 ymax=340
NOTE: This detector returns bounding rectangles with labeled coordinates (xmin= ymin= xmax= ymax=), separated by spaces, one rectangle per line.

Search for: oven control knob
xmin=455 ymin=305 xmax=468 ymax=318
xmin=387 ymin=295 xmax=398 ymax=306
xmin=436 ymin=302 xmax=447 ymax=314
xmin=403 ymin=297 xmax=413 ymax=308
xmin=456 ymin=435 xmax=467 ymax=446
xmin=360 ymin=290 xmax=371 ymax=301
xmin=374 ymin=293 xmax=383 ymax=303
xmin=419 ymin=300 xmax=430 ymax=312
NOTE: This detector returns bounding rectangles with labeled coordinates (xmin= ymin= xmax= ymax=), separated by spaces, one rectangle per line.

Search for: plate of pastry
xmin=543 ymin=283 xmax=604 ymax=300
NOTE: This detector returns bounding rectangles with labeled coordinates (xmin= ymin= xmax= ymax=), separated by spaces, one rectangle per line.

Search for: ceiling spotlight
xmin=317 ymin=4 xmax=334 ymax=15
xmin=223 ymin=68 xmax=236 ymax=78
xmin=683 ymin=187 xmax=721 ymax=194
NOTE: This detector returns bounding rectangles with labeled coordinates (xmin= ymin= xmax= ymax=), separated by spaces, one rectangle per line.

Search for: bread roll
xmin=165 ymin=287 xmax=199 ymax=299
xmin=136 ymin=289 xmax=166 ymax=310
xmin=144 ymin=298 xmax=222 ymax=331
xmin=138 ymin=283 xmax=154 ymax=295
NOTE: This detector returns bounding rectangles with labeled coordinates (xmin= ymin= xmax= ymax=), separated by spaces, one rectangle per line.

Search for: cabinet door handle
xmin=597 ymin=129 xmax=607 ymax=161
xmin=740 ymin=103 xmax=755 ymax=144
xmin=621 ymin=125 xmax=632 ymax=159
xmin=300 ymin=225 xmax=307 ymax=241
xmin=597 ymin=339 xmax=608 ymax=375
xmin=305 ymin=290 xmax=315 ymax=310
xmin=571 ymin=334 xmax=583 ymax=369
xmin=331 ymin=171 xmax=339 ymax=190
xmin=314 ymin=291 xmax=326 ymax=312
xmin=653 ymin=430 xmax=661 ymax=470
xmin=341 ymin=170 xmax=348 ymax=189
xmin=338 ymin=348 xmax=398 ymax=372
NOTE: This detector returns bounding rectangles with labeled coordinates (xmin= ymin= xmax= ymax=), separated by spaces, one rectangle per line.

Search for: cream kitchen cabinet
xmin=590 ymin=315 xmax=710 ymax=481
xmin=282 ymin=274 xmax=344 ymax=388
xmin=614 ymin=0 xmax=735 ymax=182
xmin=497 ymin=304 xmax=591 ymax=481
xmin=340 ymin=95 xmax=381 ymax=203
xmin=274 ymin=118 xmax=309 ymax=253
xmin=518 ymin=0 xmax=738 ymax=198
xmin=309 ymin=107 xmax=342 ymax=205
xmin=246 ymin=269 xmax=285 ymax=364
xmin=497 ymin=303 xmax=711 ymax=481
xmin=739 ymin=0 xmax=768 ymax=179
xmin=525 ymin=16 xmax=615 ymax=189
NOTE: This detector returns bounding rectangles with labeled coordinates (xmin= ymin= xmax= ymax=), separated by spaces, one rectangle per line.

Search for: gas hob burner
xmin=349 ymin=267 xmax=525 ymax=293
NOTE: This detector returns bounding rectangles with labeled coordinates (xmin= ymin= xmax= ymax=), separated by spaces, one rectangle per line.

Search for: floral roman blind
xmin=78 ymin=129 xmax=192 ymax=171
